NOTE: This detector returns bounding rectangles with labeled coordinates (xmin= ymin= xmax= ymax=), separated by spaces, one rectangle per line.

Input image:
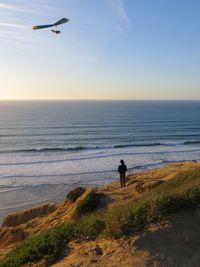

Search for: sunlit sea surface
xmin=0 ymin=101 xmax=200 ymax=220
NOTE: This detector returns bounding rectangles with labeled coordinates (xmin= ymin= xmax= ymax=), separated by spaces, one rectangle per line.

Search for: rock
xmin=94 ymin=245 xmax=103 ymax=256
xmin=91 ymin=259 xmax=98 ymax=263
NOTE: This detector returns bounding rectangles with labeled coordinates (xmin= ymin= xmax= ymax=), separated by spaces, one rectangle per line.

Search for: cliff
xmin=1 ymin=162 xmax=200 ymax=267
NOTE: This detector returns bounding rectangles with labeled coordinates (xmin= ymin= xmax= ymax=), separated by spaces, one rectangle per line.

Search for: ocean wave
xmin=0 ymin=145 xmax=114 ymax=154
xmin=184 ymin=141 xmax=200 ymax=145
xmin=0 ymin=144 xmax=162 ymax=154
xmin=0 ymin=146 xmax=87 ymax=154
xmin=114 ymin=143 xmax=161 ymax=148
xmin=0 ymin=140 xmax=200 ymax=154
xmin=0 ymin=142 xmax=177 ymax=154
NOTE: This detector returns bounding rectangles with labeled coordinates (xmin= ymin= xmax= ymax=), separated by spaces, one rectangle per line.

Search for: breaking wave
xmin=0 ymin=140 xmax=200 ymax=154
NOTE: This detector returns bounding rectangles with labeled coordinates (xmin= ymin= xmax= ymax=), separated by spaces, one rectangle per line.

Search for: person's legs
xmin=122 ymin=174 xmax=125 ymax=187
xmin=120 ymin=174 xmax=125 ymax=188
xmin=120 ymin=175 xmax=123 ymax=188
xmin=123 ymin=175 xmax=126 ymax=187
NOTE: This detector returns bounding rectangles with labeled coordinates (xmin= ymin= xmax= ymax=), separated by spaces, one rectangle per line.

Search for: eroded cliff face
xmin=0 ymin=188 xmax=98 ymax=249
xmin=0 ymin=203 xmax=57 ymax=250
xmin=2 ymin=203 xmax=57 ymax=228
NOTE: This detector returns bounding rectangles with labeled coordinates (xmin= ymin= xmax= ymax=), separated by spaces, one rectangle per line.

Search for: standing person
xmin=118 ymin=159 xmax=127 ymax=188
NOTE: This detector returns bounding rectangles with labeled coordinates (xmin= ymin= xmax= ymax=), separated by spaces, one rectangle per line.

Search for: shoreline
xmin=1 ymin=160 xmax=199 ymax=226
xmin=0 ymin=160 xmax=181 ymax=224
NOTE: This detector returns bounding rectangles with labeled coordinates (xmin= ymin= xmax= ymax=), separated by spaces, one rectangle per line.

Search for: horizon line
xmin=1 ymin=99 xmax=200 ymax=102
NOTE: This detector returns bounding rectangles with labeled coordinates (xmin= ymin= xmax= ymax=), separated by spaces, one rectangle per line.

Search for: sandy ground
xmin=52 ymin=208 xmax=200 ymax=267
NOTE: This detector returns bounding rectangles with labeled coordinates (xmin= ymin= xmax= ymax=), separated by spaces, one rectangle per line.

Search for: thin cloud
xmin=0 ymin=2 xmax=44 ymax=14
xmin=0 ymin=34 xmax=30 ymax=41
xmin=0 ymin=30 xmax=22 ymax=35
xmin=0 ymin=22 xmax=28 ymax=29
xmin=108 ymin=0 xmax=130 ymax=25
xmin=0 ymin=3 xmax=26 ymax=12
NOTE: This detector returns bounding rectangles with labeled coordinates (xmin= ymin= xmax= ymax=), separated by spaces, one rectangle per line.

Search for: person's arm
xmin=125 ymin=165 xmax=127 ymax=172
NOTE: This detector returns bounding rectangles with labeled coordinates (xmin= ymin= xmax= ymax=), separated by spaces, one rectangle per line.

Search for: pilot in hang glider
xmin=33 ymin=18 xmax=69 ymax=34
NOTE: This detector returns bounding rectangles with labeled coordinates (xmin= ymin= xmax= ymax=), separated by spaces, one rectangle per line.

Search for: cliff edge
xmin=1 ymin=162 xmax=200 ymax=267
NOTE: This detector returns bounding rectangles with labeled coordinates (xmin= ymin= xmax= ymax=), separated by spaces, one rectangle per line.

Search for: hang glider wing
xmin=33 ymin=24 xmax=54 ymax=30
xmin=32 ymin=18 xmax=69 ymax=32
xmin=54 ymin=18 xmax=69 ymax=26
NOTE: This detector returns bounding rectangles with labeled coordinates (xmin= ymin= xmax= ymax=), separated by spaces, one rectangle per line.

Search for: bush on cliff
xmin=108 ymin=167 xmax=200 ymax=236
xmin=0 ymin=216 xmax=105 ymax=267
xmin=0 ymin=224 xmax=74 ymax=267
xmin=74 ymin=215 xmax=106 ymax=237
xmin=74 ymin=191 xmax=103 ymax=217
xmin=66 ymin=187 xmax=86 ymax=203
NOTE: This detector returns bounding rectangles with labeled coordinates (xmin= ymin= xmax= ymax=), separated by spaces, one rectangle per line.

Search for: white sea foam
xmin=0 ymin=144 xmax=200 ymax=188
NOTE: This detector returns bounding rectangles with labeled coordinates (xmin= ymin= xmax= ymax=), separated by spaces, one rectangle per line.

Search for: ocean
xmin=0 ymin=100 xmax=200 ymax=221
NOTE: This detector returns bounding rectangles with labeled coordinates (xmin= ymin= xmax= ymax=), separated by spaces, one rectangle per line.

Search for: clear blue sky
xmin=0 ymin=0 xmax=200 ymax=100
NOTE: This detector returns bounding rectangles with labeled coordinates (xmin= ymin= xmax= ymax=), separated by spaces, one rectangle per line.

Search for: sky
xmin=0 ymin=0 xmax=200 ymax=100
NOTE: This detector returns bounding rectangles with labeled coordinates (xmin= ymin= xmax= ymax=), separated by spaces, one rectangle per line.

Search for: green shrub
xmin=66 ymin=187 xmax=85 ymax=203
xmin=104 ymin=204 xmax=130 ymax=238
xmin=102 ymin=167 xmax=200 ymax=237
xmin=0 ymin=224 xmax=74 ymax=267
xmin=75 ymin=215 xmax=106 ymax=237
xmin=123 ymin=168 xmax=200 ymax=233
xmin=74 ymin=191 xmax=102 ymax=217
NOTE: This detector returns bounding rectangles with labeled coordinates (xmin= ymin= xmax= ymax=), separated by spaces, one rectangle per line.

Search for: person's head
xmin=120 ymin=159 xmax=124 ymax=165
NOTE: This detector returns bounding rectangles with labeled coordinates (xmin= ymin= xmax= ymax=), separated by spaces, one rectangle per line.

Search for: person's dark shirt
xmin=118 ymin=164 xmax=127 ymax=174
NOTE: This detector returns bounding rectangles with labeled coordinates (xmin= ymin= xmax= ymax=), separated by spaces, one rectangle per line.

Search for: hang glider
xmin=33 ymin=18 xmax=69 ymax=34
